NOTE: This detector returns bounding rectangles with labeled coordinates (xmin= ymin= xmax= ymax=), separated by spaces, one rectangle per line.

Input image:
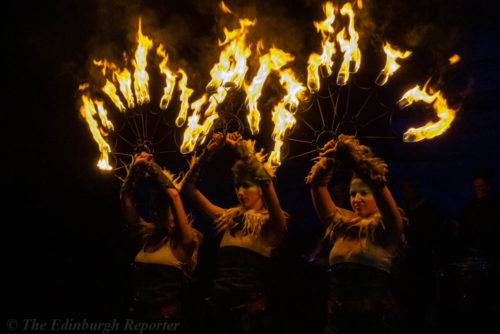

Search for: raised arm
xmin=148 ymin=162 xmax=198 ymax=251
xmin=180 ymin=133 xmax=225 ymax=221
xmin=307 ymin=140 xmax=355 ymax=226
xmin=120 ymin=153 xmax=149 ymax=235
xmin=336 ymin=135 xmax=403 ymax=246
xmin=227 ymin=132 xmax=287 ymax=235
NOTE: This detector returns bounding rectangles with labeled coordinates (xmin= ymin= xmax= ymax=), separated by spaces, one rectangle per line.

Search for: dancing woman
xmin=181 ymin=132 xmax=287 ymax=333
xmin=120 ymin=151 xmax=202 ymax=320
xmin=307 ymin=135 xmax=404 ymax=334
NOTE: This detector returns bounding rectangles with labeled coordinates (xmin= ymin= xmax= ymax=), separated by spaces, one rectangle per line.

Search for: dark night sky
xmin=4 ymin=0 xmax=500 ymax=318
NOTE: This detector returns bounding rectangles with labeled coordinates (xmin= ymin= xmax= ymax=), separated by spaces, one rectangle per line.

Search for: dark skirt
xmin=130 ymin=262 xmax=188 ymax=319
xmin=325 ymin=262 xmax=401 ymax=334
xmin=209 ymin=246 xmax=273 ymax=333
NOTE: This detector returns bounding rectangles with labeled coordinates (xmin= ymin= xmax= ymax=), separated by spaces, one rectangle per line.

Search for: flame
xmin=175 ymin=69 xmax=194 ymax=127
xmin=403 ymin=92 xmax=457 ymax=142
xmin=307 ymin=1 xmax=337 ymax=93
xmin=219 ymin=1 xmax=233 ymax=14
xmin=206 ymin=18 xmax=255 ymax=93
xmin=94 ymin=59 xmax=135 ymax=110
xmin=268 ymin=102 xmax=296 ymax=167
xmin=357 ymin=0 xmax=363 ymax=9
xmin=268 ymin=69 xmax=306 ymax=167
xmin=179 ymin=94 xmax=218 ymax=154
xmin=245 ymin=47 xmax=294 ymax=134
xmin=336 ymin=3 xmax=361 ymax=85
xmin=94 ymin=100 xmax=114 ymax=131
xmin=132 ymin=18 xmax=153 ymax=105
xmin=448 ymin=54 xmax=460 ymax=65
xmin=80 ymin=94 xmax=112 ymax=170
xmin=157 ymin=44 xmax=178 ymax=110
xmin=280 ymin=68 xmax=306 ymax=112
xmin=376 ymin=42 xmax=412 ymax=86
xmin=397 ymin=80 xmax=438 ymax=109
xmin=180 ymin=14 xmax=255 ymax=152
xmin=102 ymin=79 xmax=127 ymax=112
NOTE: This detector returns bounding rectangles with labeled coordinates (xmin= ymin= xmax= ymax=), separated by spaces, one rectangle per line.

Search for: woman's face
xmin=350 ymin=178 xmax=378 ymax=217
xmin=235 ymin=180 xmax=263 ymax=211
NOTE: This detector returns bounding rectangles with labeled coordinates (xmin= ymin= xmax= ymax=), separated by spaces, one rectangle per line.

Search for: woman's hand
xmin=206 ymin=132 xmax=225 ymax=156
xmin=225 ymin=131 xmax=242 ymax=149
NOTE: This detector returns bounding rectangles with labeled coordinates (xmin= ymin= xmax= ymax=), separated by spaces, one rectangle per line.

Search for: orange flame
xmin=397 ymin=80 xmax=438 ymax=109
xmin=80 ymin=94 xmax=112 ymax=170
xmin=181 ymin=14 xmax=255 ymax=152
xmin=94 ymin=59 xmax=135 ymax=110
xmin=101 ymin=79 xmax=127 ymax=112
xmin=376 ymin=42 xmax=412 ymax=86
xmin=175 ymin=69 xmax=194 ymax=127
xmin=94 ymin=100 xmax=114 ymax=131
xmin=245 ymin=47 xmax=294 ymax=134
xmin=132 ymin=18 xmax=153 ymax=105
xmin=180 ymin=94 xmax=219 ymax=154
xmin=157 ymin=44 xmax=178 ymax=110
xmin=206 ymin=18 xmax=255 ymax=93
xmin=403 ymin=92 xmax=457 ymax=142
xmin=280 ymin=68 xmax=306 ymax=112
xmin=336 ymin=3 xmax=361 ymax=85
xmin=307 ymin=1 xmax=336 ymax=93
xmin=268 ymin=69 xmax=306 ymax=167
xmin=268 ymin=102 xmax=296 ymax=167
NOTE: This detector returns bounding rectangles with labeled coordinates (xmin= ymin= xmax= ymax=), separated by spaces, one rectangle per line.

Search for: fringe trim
xmin=323 ymin=211 xmax=386 ymax=249
xmin=161 ymin=168 xmax=182 ymax=190
xmin=238 ymin=139 xmax=276 ymax=178
xmin=305 ymin=156 xmax=334 ymax=184
xmin=214 ymin=206 xmax=270 ymax=237
xmin=336 ymin=135 xmax=388 ymax=183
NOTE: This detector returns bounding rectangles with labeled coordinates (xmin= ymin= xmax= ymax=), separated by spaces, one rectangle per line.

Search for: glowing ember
xmin=307 ymin=1 xmax=337 ymax=93
xmin=80 ymin=94 xmax=112 ymax=170
xmin=245 ymin=47 xmax=294 ymax=134
xmin=336 ymin=3 xmax=361 ymax=85
xmin=157 ymin=44 xmax=178 ymax=110
xmin=132 ymin=18 xmax=153 ymax=105
xmin=175 ymin=69 xmax=194 ymax=127
xmin=448 ymin=54 xmax=460 ymax=65
xmin=219 ymin=1 xmax=233 ymax=14
xmin=376 ymin=42 xmax=412 ymax=86
xmin=403 ymin=92 xmax=457 ymax=142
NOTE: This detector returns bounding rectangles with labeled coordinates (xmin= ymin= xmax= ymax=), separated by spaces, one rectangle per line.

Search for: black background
xmin=4 ymin=0 xmax=500 ymax=328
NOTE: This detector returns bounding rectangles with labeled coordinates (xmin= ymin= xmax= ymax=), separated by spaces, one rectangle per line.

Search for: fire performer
xmin=120 ymin=150 xmax=202 ymax=320
xmin=181 ymin=131 xmax=287 ymax=333
xmin=306 ymin=135 xmax=404 ymax=334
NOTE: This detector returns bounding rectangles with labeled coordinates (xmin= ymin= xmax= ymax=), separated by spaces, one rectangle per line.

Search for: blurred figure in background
xmin=397 ymin=179 xmax=443 ymax=333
